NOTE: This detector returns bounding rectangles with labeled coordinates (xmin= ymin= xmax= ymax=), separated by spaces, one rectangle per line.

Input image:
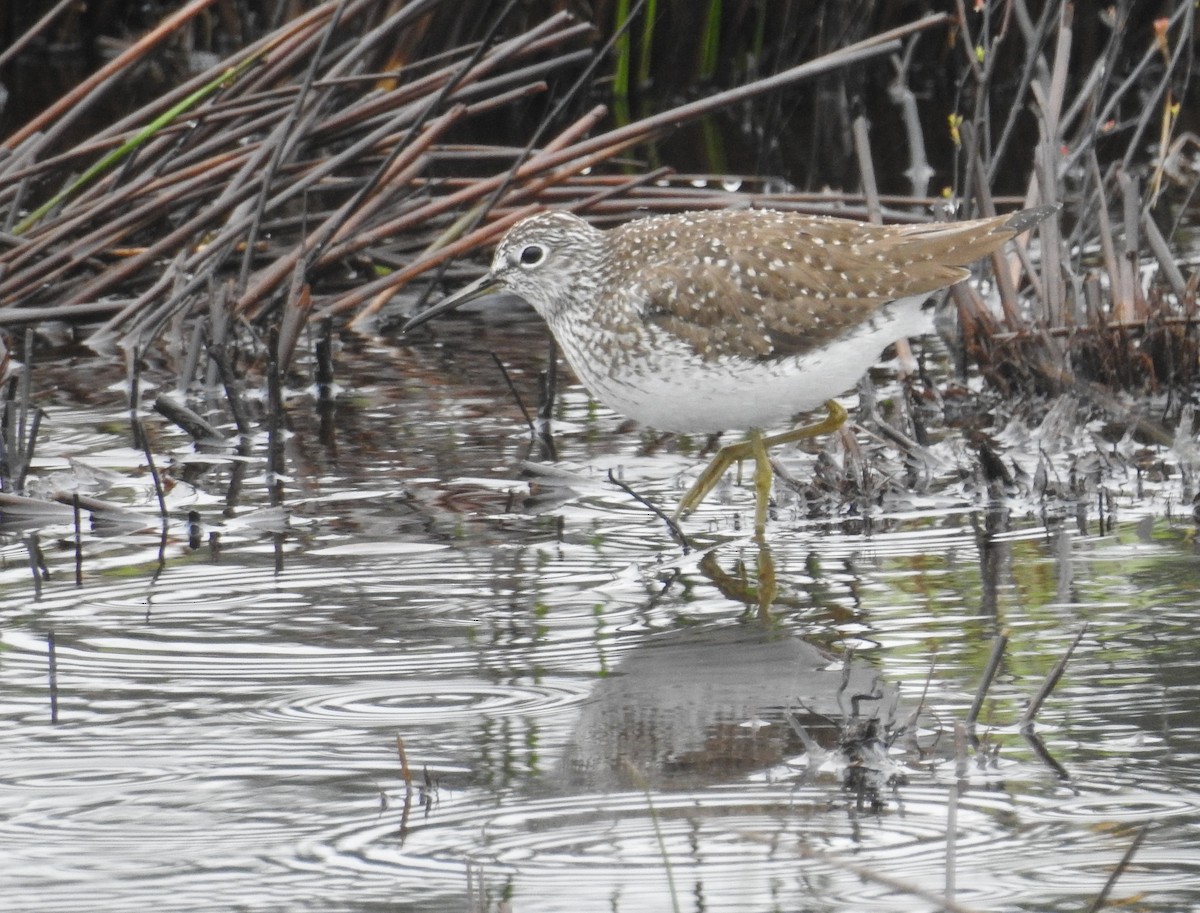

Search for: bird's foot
xmin=673 ymin=400 xmax=850 ymax=534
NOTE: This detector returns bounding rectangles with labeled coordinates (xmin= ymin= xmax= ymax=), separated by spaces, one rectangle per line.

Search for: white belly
xmin=557 ymin=295 xmax=932 ymax=434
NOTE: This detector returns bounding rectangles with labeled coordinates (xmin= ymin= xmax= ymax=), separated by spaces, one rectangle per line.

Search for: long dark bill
xmin=401 ymin=272 xmax=501 ymax=334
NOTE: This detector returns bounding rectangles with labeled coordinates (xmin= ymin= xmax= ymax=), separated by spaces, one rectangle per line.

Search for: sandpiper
xmin=404 ymin=205 xmax=1055 ymax=534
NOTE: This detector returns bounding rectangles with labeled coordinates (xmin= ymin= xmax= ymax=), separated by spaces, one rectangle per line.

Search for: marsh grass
xmin=0 ymin=0 xmax=1195 ymax=413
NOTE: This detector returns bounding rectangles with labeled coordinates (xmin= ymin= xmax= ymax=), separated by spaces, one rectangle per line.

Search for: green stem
xmin=613 ymin=0 xmax=632 ymax=100
xmin=14 ymin=51 xmax=263 ymax=235
xmin=698 ymin=0 xmax=722 ymax=81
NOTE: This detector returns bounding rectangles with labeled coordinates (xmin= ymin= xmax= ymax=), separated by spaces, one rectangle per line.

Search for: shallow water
xmin=2 ymin=321 xmax=1199 ymax=912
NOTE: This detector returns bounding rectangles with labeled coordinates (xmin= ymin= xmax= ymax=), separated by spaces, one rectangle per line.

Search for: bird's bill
xmin=401 ymin=272 xmax=501 ymax=333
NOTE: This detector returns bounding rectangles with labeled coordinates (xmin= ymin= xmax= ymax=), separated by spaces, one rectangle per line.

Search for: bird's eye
xmin=518 ymin=244 xmax=546 ymax=267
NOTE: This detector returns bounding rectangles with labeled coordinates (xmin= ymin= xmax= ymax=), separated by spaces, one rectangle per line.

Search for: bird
xmin=403 ymin=205 xmax=1056 ymax=535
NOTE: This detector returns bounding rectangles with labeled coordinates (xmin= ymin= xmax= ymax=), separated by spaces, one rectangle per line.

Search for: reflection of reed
xmin=562 ymin=624 xmax=895 ymax=791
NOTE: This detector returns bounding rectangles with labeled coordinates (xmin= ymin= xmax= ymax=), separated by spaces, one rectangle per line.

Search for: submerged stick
xmin=73 ymin=493 xmax=83 ymax=587
xmin=965 ymin=630 xmax=1008 ymax=729
xmin=607 ymin=468 xmax=691 ymax=551
xmin=47 ymin=630 xmax=58 ymax=723
xmin=134 ymin=416 xmax=169 ymax=522
xmin=153 ymin=395 xmax=224 ymax=442
xmin=1021 ymin=624 xmax=1087 ymax=730
xmin=1083 ymin=823 xmax=1151 ymax=913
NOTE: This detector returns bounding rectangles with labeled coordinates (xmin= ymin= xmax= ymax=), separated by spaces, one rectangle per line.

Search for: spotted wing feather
xmin=611 ymin=210 xmax=1023 ymax=362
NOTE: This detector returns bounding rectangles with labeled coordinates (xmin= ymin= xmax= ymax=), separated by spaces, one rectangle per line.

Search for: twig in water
xmin=1021 ymin=623 xmax=1087 ymax=730
xmin=489 ymin=352 xmax=534 ymax=433
xmin=275 ymin=263 xmax=313 ymax=375
xmin=1021 ymin=727 xmax=1070 ymax=781
xmin=47 ymin=630 xmax=58 ymax=724
xmin=1084 ymin=822 xmax=1151 ymax=913
xmin=534 ymin=337 xmax=560 ymax=462
xmin=892 ymin=657 xmax=936 ymax=752
xmin=16 ymin=328 xmax=33 ymax=467
xmin=396 ymin=734 xmax=413 ymax=791
xmin=0 ymin=329 xmax=43 ymax=493
xmin=267 ymin=329 xmax=286 ymax=508
xmin=187 ymin=510 xmax=202 ymax=550
xmin=178 ymin=318 xmax=206 ymax=394
xmin=954 ymin=719 xmax=969 ymax=780
xmin=606 ymin=468 xmax=691 ymax=551
xmin=946 ymin=778 xmax=959 ymax=900
xmin=133 ymin=416 xmax=169 ymax=522
xmin=72 ymin=493 xmax=82 ymax=587
xmin=153 ymin=394 xmax=224 ymax=442
xmin=744 ymin=836 xmax=989 ymax=913
xmin=622 ymin=759 xmax=682 ymax=913
xmin=26 ymin=532 xmax=46 ymax=600
xmin=13 ymin=407 xmax=42 ymax=495
xmin=315 ymin=317 xmax=335 ymax=402
xmin=316 ymin=317 xmax=337 ymax=449
xmin=207 ymin=337 xmax=253 ymax=436
xmin=966 ymin=629 xmax=1008 ymax=728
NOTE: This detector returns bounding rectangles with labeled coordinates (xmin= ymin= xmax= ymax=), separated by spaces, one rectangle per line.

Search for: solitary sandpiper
xmin=403 ymin=205 xmax=1056 ymax=533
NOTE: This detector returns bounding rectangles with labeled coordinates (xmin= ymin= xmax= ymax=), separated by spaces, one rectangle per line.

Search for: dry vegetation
xmin=0 ymin=0 xmax=1196 ymax=406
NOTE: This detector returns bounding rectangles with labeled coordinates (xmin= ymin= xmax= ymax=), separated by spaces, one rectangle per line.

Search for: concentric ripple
xmin=245 ymin=678 xmax=591 ymax=725
xmin=264 ymin=781 xmax=1195 ymax=913
xmin=3 ymin=345 xmax=1200 ymax=912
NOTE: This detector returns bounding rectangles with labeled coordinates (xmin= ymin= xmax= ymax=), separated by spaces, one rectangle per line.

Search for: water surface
xmin=1 ymin=322 xmax=1198 ymax=912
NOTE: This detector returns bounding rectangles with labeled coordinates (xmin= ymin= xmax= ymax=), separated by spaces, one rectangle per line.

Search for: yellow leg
xmin=750 ymin=428 xmax=771 ymax=537
xmin=755 ymin=533 xmax=777 ymax=616
xmin=675 ymin=400 xmax=849 ymax=526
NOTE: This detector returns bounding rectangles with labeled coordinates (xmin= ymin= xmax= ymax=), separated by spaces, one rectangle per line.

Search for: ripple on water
xmin=4 ymin=357 xmax=1200 ymax=912
xmin=274 ymin=780 xmax=1186 ymax=913
xmin=243 ymin=678 xmax=591 ymax=725
xmin=1026 ymin=786 xmax=1200 ymax=824
xmin=1 ymin=627 xmax=474 ymax=683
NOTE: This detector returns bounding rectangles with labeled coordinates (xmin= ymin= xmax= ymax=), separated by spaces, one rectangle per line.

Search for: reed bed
xmin=0 ymin=0 xmax=1196 ymax=405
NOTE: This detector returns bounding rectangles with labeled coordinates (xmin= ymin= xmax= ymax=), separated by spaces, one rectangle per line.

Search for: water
xmin=1 ymin=321 xmax=1198 ymax=912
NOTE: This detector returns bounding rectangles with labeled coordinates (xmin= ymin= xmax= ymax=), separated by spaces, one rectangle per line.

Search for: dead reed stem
xmin=0 ymin=0 xmax=1192 ymax=408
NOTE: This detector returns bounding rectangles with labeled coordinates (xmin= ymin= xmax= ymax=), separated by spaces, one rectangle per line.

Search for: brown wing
xmin=610 ymin=210 xmax=1016 ymax=362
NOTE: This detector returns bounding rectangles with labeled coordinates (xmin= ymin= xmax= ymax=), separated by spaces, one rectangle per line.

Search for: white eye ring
xmin=517 ymin=244 xmax=546 ymax=267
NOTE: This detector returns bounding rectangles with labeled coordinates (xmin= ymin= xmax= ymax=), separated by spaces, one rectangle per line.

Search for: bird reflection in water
xmin=562 ymin=622 xmax=901 ymax=804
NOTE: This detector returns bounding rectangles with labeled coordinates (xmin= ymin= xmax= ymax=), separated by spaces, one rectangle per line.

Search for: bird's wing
xmin=618 ymin=212 xmax=982 ymax=362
